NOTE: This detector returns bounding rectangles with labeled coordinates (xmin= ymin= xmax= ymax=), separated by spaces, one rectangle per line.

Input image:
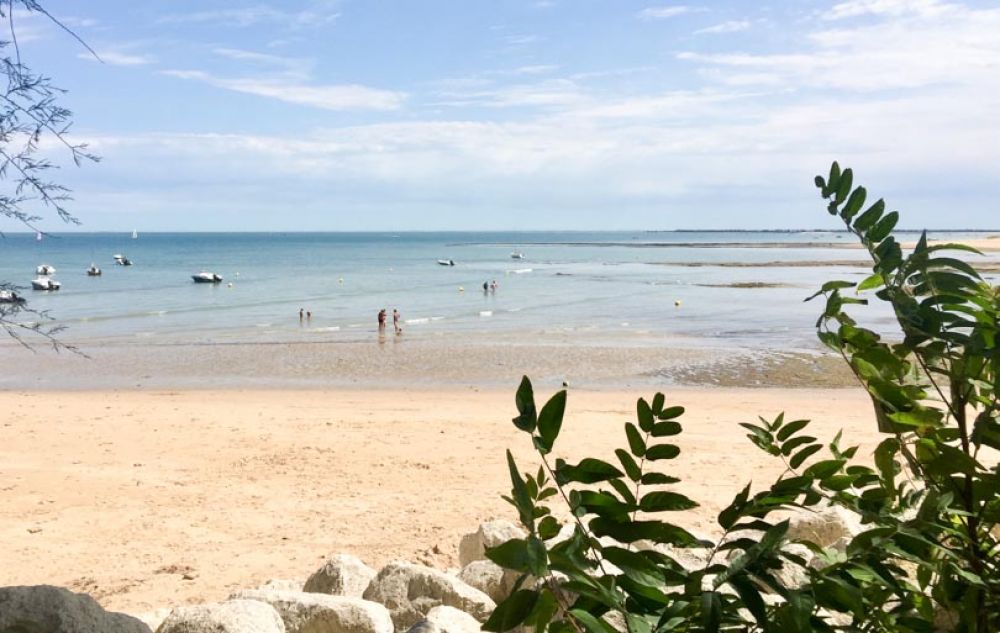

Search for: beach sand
xmin=0 ymin=386 xmax=880 ymax=614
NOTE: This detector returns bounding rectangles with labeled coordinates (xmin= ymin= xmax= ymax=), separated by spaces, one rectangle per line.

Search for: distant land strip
xmin=653 ymin=260 xmax=1000 ymax=272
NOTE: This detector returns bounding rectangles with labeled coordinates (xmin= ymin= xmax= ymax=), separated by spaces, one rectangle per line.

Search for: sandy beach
xmin=0 ymin=386 xmax=880 ymax=615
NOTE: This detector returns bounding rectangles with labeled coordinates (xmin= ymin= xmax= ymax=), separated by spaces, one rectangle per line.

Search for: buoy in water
xmin=674 ymin=300 xmax=682 ymax=307
xmin=338 ymin=277 xmax=344 ymax=284
xmin=459 ymin=286 xmax=465 ymax=292
xmin=228 ymin=283 xmax=233 ymax=288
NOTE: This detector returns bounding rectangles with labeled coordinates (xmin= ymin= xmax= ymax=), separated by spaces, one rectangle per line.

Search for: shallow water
xmin=2 ymin=230 xmax=995 ymax=352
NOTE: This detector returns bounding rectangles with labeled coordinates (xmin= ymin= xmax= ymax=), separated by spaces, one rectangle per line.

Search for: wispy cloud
xmin=161 ymin=70 xmax=405 ymax=111
xmin=825 ymin=0 xmax=957 ymax=20
xmin=77 ymin=50 xmax=155 ymax=66
xmin=695 ymin=20 xmax=752 ymax=35
xmin=637 ymin=6 xmax=699 ymax=20
xmin=157 ymin=3 xmax=340 ymax=29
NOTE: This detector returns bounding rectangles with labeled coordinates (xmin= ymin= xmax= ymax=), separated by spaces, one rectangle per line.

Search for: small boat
xmin=35 ymin=231 xmax=42 ymax=242
xmin=0 ymin=289 xmax=25 ymax=304
xmin=36 ymin=264 xmax=56 ymax=275
xmin=192 ymin=272 xmax=223 ymax=283
xmin=87 ymin=263 xmax=102 ymax=276
xmin=510 ymin=251 xmax=524 ymax=260
xmin=113 ymin=254 xmax=133 ymax=266
xmin=131 ymin=229 xmax=138 ymax=239
xmin=31 ymin=277 xmax=61 ymax=291
xmin=437 ymin=259 xmax=456 ymax=266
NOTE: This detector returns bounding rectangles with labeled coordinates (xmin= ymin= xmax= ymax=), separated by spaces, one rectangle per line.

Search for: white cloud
xmin=695 ymin=20 xmax=752 ymax=35
xmin=638 ymin=6 xmax=698 ymax=20
xmin=157 ymin=4 xmax=340 ymax=29
xmin=825 ymin=0 xmax=957 ymax=20
xmin=78 ymin=50 xmax=155 ymax=66
xmin=161 ymin=70 xmax=405 ymax=111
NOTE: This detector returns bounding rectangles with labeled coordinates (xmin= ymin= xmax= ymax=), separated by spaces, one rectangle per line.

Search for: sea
xmin=2 ymin=230 xmax=997 ymax=353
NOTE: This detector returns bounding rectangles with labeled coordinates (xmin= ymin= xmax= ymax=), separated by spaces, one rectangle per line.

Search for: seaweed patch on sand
xmin=654 ymin=351 xmax=856 ymax=388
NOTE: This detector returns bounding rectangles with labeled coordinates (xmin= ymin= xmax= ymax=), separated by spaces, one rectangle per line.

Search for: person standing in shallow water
xmin=378 ymin=308 xmax=387 ymax=332
xmin=393 ymin=309 xmax=402 ymax=334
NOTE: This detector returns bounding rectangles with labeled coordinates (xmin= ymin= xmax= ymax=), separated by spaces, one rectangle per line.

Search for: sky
xmin=9 ymin=0 xmax=1000 ymax=231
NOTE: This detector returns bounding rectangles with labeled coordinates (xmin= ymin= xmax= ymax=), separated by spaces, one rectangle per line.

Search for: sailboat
xmin=35 ymin=231 xmax=42 ymax=242
xmin=131 ymin=229 xmax=138 ymax=240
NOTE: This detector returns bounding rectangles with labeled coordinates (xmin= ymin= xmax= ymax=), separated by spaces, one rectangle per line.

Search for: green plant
xmin=484 ymin=164 xmax=999 ymax=633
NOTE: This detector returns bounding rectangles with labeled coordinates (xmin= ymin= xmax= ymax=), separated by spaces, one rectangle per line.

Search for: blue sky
xmin=13 ymin=0 xmax=1000 ymax=231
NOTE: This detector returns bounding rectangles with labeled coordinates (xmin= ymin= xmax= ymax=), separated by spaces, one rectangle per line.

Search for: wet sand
xmin=0 ymin=386 xmax=879 ymax=614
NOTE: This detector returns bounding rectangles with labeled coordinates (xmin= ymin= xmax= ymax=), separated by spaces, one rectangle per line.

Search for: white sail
xmin=132 ymin=229 xmax=138 ymax=239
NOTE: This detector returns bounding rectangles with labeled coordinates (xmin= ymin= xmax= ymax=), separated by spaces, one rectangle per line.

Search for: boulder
xmin=363 ymin=562 xmax=495 ymax=631
xmin=405 ymin=606 xmax=480 ymax=633
xmin=133 ymin=607 xmax=173 ymax=632
xmin=157 ymin=599 xmax=286 ymax=633
xmin=231 ymin=589 xmax=393 ymax=633
xmin=305 ymin=554 xmax=376 ymax=598
xmin=457 ymin=560 xmax=521 ymax=604
xmin=458 ymin=521 xmax=525 ymax=567
xmin=786 ymin=505 xmax=862 ymax=549
xmin=0 ymin=585 xmax=152 ymax=633
xmin=259 ymin=579 xmax=306 ymax=593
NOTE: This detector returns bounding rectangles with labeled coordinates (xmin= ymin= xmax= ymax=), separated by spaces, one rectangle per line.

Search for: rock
xmin=363 ymin=562 xmax=495 ymax=631
xmin=305 ymin=554 xmax=376 ymax=598
xmin=458 ymin=560 xmax=521 ymax=604
xmin=259 ymin=579 xmax=306 ymax=592
xmin=0 ymin=585 xmax=152 ymax=633
xmin=157 ymin=599 xmax=286 ymax=633
xmin=786 ymin=505 xmax=862 ymax=548
xmin=231 ymin=589 xmax=393 ymax=633
xmin=772 ymin=544 xmax=812 ymax=589
xmin=406 ymin=606 xmax=481 ymax=633
xmin=133 ymin=607 xmax=173 ymax=632
xmin=458 ymin=520 xmax=525 ymax=567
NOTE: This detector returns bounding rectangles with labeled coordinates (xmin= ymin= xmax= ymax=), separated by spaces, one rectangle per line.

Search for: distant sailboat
xmin=132 ymin=229 xmax=138 ymax=239
xmin=35 ymin=231 xmax=42 ymax=241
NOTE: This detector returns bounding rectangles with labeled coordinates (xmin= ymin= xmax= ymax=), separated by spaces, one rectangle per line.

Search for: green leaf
xmin=602 ymin=546 xmax=664 ymax=586
xmin=589 ymin=517 xmax=701 ymax=546
xmin=701 ymin=591 xmax=723 ymax=633
xmin=718 ymin=482 xmax=751 ymax=530
xmin=651 ymin=421 xmax=682 ymax=437
xmin=536 ymin=390 xmax=567 ymax=452
xmin=556 ymin=458 xmax=624 ymax=484
xmin=840 ymin=186 xmax=867 ymax=221
xmin=507 ymin=451 xmax=535 ymax=529
xmin=853 ymin=199 xmax=884 ymax=231
xmin=834 ymin=168 xmax=853 ymax=204
xmin=513 ymin=376 xmax=537 ymax=432
xmin=568 ymin=610 xmax=619 ymax=633
xmin=659 ymin=405 xmax=685 ymax=420
xmin=637 ymin=398 xmax=655 ymax=432
xmin=652 ymin=393 xmax=665 ymax=414
xmin=527 ymin=535 xmax=548 ymax=576
xmin=538 ymin=516 xmax=560 ymax=540
xmin=487 ymin=538 xmax=534 ymax=573
xmin=789 ymin=444 xmax=822 ymax=470
xmin=776 ymin=419 xmax=809 ymax=442
xmin=483 ymin=589 xmax=540 ymax=632
xmin=625 ymin=422 xmax=646 ymax=457
xmin=804 ymin=459 xmax=845 ymax=480
xmin=640 ymin=472 xmax=681 ymax=485
xmin=857 ymin=273 xmax=884 ymax=292
xmin=639 ymin=490 xmax=698 ymax=512
xmin=827 ymin=161 xmax=841 ymax=195
xmin=868 ymin=211 xmax=899 ymax=242
xmin=615 ymin=448 xmax=642 ymax=481
xmin=644 ymin=444 xmax=681 ymax=460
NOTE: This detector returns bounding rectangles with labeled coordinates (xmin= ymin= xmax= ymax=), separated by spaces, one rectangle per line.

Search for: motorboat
xmin=31 ymin=277 xmax=61 ymax=291
xmin=87 ymin=263 xmax=102 ymax=276
xmin=437 ymin=259 xmax=455 ymax=266
xmin=192 ymin=272 xmax=223 ymax=283
xmin=510 ymin=251 xmax=524 ymax=260
xmin=0 ymin=289 xmax=25 ymax=304
xmin=114 ymin=254 xmax=133 ymax=266
xmin=36 ymin=264 xmax=56 ymax=275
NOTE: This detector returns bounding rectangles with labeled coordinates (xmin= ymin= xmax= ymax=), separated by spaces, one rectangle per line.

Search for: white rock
xmin=231 ymin=589 xmax=393 ymax=633
xmin=305 ymin=554 xmax=377 ymax=598
xmin=458 ymin=560 xmax=522 ymax=603
xmin=157 ymin=599 xmax=286 ymax=633
xmin=363 ymin=562 xmax=495 ymax=631
xmin=786 ymin=505 xmax=863 ymax=548
xmin=134 ymin=607 xmax=173 ymax=632
xmin=406 ymin=606 xmax=481 ymax=633
xmin=458 ymin=520 xmax=525 ymax=567
xmin=259 ymin=579 xmax=306 ymax=593
xmin=0 ymin=585 xmax=152 ymax=633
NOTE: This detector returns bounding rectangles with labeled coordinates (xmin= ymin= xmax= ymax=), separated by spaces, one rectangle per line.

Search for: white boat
xmin=437 ymin=259 xmax=455 ymax=266
xmin=35 ymin=264 xmax=56 ymax=275
xmin=35 ymin=231 xmax=42 ymax=242
xmin=0 ymin=289 xmax=25 ymax=304
xmin=87 ymin=263 xmax=102 ymax=276
xmin=31 ymin=277 xmax=61 ymax=291
xmin=113 ymin=254 xmax=133 ymax=266
xmin=131 ymin=229 xmax=138 ymax=239
xmin=192 ymin=272 xmax=223 ymax=283
xmin=510 ymin=251 xmax=524 ymax=260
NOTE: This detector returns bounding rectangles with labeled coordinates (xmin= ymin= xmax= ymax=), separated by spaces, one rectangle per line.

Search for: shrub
xmin=485 ymin=163 xmax=999 ymax=633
